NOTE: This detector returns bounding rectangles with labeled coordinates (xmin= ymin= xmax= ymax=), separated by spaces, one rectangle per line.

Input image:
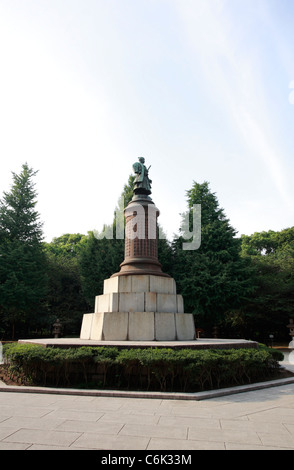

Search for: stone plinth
xmin=80 ymin=274 xmax=195 ymax=341
xmin=20 ymin=337 xmax=259 ymax=350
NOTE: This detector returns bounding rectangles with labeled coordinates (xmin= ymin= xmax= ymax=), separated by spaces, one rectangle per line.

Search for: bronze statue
xmin=132 ymin=157 xmax=152 ymax=195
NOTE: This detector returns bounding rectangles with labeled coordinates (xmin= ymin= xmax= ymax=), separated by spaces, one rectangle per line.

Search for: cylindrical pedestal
xmin=112 ymin=196 xmax=170 ymax=277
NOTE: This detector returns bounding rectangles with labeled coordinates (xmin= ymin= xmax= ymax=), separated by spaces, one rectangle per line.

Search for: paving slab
xmin=0 ymin=382 xmax=294 ymax=450
xmin=1 ymin=363 xmax=294 ymax=450
xmin=72 ymin=433 xmax=150 ymax=450
xmin=2 ymin=428 xmax=82 ymax=447
xmin=147 ymin=437 xmax=225 ymax=450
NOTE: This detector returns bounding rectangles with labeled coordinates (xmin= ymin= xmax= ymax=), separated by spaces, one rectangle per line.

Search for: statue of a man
xmin=132 ymin=157 xmax=152 ymax=195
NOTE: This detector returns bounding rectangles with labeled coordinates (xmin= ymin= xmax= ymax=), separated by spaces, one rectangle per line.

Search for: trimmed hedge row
xmin=2 ymin=343 xmax=282 ymax=392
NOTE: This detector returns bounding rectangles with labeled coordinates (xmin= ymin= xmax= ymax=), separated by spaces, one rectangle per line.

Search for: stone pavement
xmin=1 ymin=374 xmax=294 ymax=450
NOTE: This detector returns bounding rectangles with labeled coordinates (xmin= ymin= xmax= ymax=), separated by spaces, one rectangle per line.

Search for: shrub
xmin=3 ymin=343 xmax=281 ymax=392
xmin=258 ymin=343 xmax=284 ymax=362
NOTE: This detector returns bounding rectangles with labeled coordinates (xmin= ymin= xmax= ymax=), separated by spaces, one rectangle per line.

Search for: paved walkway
xmin=1 ymin=361 xmax=294 ymax=450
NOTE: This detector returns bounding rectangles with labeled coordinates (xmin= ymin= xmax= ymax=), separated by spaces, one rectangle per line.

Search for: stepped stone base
xmin=80 ymin=311 xmax=195 ymax=341
xmin=80 ymin=275 xmax=196 ymax=342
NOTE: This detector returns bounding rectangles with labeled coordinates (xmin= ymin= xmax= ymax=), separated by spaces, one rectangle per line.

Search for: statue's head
xmin=139 ymin=157 xmax=145 ymax=164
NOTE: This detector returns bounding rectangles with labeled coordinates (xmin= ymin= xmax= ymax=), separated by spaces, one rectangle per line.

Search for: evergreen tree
xmin=78 ymin=232 xmax=124 ymax=307
xmin=172 ymin=181 xmax=255 ymax=333
xmin=0 ymin=163 xmax=48 ymax=339
xmin=45 ymin=233 xmax=87 ymax=258
xmin=43 ymin=233 xmax=89 ymax=335
xmin=121 ymin=174 xmax=135 ymax=207
xmin=235 ymin=227 xmax=294 ymax=342
xmin=0 ymin=163 xmax=43 ymax=243
xmin=45 ymin=251 xmax=89 ymax=335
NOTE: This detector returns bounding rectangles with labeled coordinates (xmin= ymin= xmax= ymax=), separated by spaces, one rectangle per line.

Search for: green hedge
xmin=2 ymin=343 xmax=281 ymax=392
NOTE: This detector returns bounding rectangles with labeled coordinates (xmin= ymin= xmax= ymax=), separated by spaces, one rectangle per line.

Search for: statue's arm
xmin=133 ymin=163 xmax=142 ymax=174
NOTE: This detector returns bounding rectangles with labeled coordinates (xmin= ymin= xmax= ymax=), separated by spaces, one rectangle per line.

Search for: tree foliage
xmin=0 ymin=164 xmax=43 ymax=244
xmin=0 ymin=164 xmax=48 ymax=338
xmin=229 ymin=228 xmax=294 ymax=342
xmin=171 ymin=182 xmax=255 ymax=331
xmin=45 ymin=233 xmax=87 ymax=258
xmin=78 ymin=232 xmax=124 ymax=307
xmin=0 ymin=164 xmax=293 ymax=343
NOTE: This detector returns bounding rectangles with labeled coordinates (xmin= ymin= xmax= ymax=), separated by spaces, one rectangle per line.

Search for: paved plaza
xmin=1 ymin=360 xmax=294 ymax=451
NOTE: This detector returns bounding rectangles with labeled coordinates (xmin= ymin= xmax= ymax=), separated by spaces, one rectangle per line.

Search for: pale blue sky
xmin=0 ymin=0 xmax=293 ymax=241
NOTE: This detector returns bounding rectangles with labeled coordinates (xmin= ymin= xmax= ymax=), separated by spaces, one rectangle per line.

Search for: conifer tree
xmin=0 ymin=163 xmax=48 ymax=338
xmin=172 ymin=181 xmax=255 ymax=333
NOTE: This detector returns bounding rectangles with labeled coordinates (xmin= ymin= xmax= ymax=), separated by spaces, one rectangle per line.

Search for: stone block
xmin=177 ymin=295 xmax=184 ymax=313
xmin=117 ymin=276 xmax=132 ymax=293
xmin=90 ymin=312 xmax=129 ymax=341
xmin=95 ymin=293 xmax=119 ymax=313
xmin=156 ymin=294 xmax=178 ymax=313
xmin=80 ymin=313 xmax=94 ymax=340
xmin=89 ymin=312 xmax=104 ymax=340
xmin=150 ymin=276 xmax=176 ymax=294
xmin=103 ymin=312 xmax=129 ymax=340
xmin=175 ymin=314 xmax=195 ymax=340
xmin=131 ymin=275 xmax=150 ymax=293
xmin=103 ymin=277 xmax=118 ymax=294
xmin=155 ymin=313 xmax=176 ymax=341
xmin=103 ymin=276 xmax=132 ymax=294
xmin=128 ymin=312 xmax=155 ymax=341
xmin=103 ymin=274 xmax=179 ymax=296
xmin=118 ymin=292 xmax=144 ymax=313
xmin=145 ymin=292 xmax=157 ymax=312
